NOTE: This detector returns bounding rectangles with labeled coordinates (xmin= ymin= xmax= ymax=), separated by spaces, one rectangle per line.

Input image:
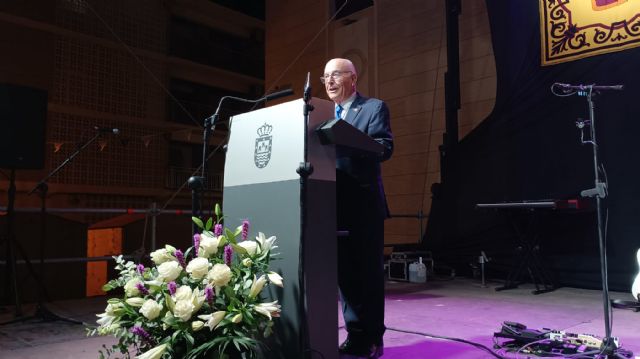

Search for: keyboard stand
xmin=495 ymin=210 xmax=556 ymax=295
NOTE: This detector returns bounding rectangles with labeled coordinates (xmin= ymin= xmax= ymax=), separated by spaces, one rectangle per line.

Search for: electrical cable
xmin=387 ymin=326 xmax=509 ymax=359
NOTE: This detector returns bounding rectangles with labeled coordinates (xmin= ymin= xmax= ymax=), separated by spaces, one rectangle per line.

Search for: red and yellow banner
xmin=539 ymin=0 xmax=640 ymax=65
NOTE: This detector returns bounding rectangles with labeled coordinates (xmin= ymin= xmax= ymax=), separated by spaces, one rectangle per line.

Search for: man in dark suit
xmin=322 ymin=58 xmax=393 ymax=358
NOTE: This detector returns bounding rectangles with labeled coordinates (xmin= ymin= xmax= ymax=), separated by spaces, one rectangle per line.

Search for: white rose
xmin=124 ymin=278 xmax=141 ymax=297
xmin=150 ymin=248 xmax=174 ymax=265
xmin=139 ymin=299 xmax=162 ymax=320
xmin=173 ymin=285 xmax=192 ymax=302
xmin=238 ymin=241 xmax=258 ymax=256
xmin=207 ymin=263 xmax=232 ymax=287
xmin=198 ymin=232 xmax=220 ymax=258
xmin=157 ymin=261 xmax=182 ymax=282
xmin=186 ymin=257 xmax=209 ymax=280
xmin=173 ymin=299 xmax=195 ymax=322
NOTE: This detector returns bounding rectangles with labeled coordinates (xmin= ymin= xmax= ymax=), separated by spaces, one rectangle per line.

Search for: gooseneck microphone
xmin=207 ymin=88 xmax=294 ymax=128
xmin=554 ymin=83 xmax=624 ymax=91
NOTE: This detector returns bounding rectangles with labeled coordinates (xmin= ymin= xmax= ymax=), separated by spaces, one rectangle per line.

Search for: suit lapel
xmin=345 ymin=93 xmax=364 ymax=125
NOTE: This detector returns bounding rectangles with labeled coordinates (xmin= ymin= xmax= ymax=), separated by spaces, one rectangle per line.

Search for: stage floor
xmin=1 ymin=277 xmax=638 ymax=358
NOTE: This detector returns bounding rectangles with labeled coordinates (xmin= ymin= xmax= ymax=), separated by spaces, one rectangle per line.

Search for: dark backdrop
xmin=426 ymin=0 xmax=640 ymax=291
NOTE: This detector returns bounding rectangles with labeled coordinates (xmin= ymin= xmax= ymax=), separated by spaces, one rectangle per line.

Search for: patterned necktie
xmin=336 ymin=105 xmax=343 ymax=119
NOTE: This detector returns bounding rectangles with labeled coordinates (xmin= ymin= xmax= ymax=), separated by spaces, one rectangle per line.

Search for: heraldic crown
xmin=257 ymin=123 xmax=273 ymax=137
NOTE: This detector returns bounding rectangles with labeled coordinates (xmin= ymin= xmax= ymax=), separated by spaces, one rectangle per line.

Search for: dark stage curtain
xmin=427 ymin=0 xmax=640 ymax=291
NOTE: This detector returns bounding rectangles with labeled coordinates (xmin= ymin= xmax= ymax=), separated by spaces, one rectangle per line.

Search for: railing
xmin=166 ymin=167 xmax=223 ymax=191
xmin=388 ymin=210 xmax=427 ymax=245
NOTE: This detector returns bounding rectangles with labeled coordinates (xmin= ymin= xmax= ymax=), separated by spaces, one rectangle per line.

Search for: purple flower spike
xmin=130 ymin=326 xmax=154 ymax=344
xmin=241 ymin=220 xmax=250 ymax=241
xmin=214 ymin=224 xmax=223 ymax=237
xmin=135 ymin=282 xmax=149 ymax=296
xmin=224 ymin=244 xmax=233 ymax=266
xmin=168 ymin=281 xmax=177 ymax=296
xmin=205 ymin=285 xmax=215 ymax=306
xmin=136 ymin=264 xmax=145 ymax=275
xmin=193 ymin=233 xmax=201 ymax=256
xmin=175 ymin=249 xmax=186 ymax=268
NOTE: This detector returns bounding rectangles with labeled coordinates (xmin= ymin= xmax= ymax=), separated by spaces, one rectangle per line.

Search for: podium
xmin=223 ymin=97 xmax=385 ymax=358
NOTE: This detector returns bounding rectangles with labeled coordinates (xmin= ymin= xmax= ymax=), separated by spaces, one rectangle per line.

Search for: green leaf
xmin=234 ymin=226 xmax=243 ymax=237
xmin=225 ymin=228 xmax=237 ymax=244
xmin=231 ymin=243 xmax=247 ymax=255
xmin=214 ymin=203 xmax=222 ymax=219
xmin=192 ymin=216 xmax=204 ymax=229
xmin=205 ymin=217 xmax=213 ymax=231
xmin=184 ymin=331 xmax=194 ymax=346
xmin=218 ymin=235 xmax=228 ymax=248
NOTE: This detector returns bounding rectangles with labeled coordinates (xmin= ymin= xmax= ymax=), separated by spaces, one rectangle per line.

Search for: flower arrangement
xmin=88 ymin=204 xmax=283 ymax=359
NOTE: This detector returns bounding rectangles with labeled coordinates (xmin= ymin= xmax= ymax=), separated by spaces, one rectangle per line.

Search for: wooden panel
xmin=378 ymin=48 xmax=441 ymax=83
xmin=390 ymin=112 xmax=433 ymax=137
xmin=386 ymin=193 xmax=424 ymax=214
xmin=86 ymin=228 xmax=122 ymax=297
xmin=460 ymin=76 xmax=497 ymax=105
xmin=379 ymin=27 xmax=442 ymax=65
xmin=382 ymin=153 xmax=428 ymax=176
xmin=379 ymin=68 xmax=438 ymax=100
xmin=386 ymin=91 xmax=436 ymax=118
xmin=393 ymin=132 xmax=430 ymax=157
xmin=377 ymin=0 xmax=443 ymax=28
xmin=384 ymin=174 xmax=427 ymax=195
xmin=460 ymin=56 xmax=497 ymax=83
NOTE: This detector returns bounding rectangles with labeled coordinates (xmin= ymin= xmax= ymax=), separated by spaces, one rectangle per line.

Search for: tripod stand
xmin=1 ymin=130 xmax=108 ymax=325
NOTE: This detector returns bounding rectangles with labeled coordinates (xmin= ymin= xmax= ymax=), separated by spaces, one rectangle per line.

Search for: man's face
xmin=323 ymin=60 xmax=356 ymax=104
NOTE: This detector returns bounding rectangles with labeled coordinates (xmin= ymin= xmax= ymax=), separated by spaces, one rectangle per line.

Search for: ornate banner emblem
xmin=254 ymin=123 xmax=273 ymax=168
xmin=539 ymin=0 xmax=640 ymax=65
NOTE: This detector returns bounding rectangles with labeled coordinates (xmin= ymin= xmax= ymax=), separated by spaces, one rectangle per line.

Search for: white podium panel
xmin=223 ymin=97 xmax=338 ymax=359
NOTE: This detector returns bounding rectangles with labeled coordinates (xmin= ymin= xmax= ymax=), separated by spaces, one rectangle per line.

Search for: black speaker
xmin=0 ymin=83 xmax=47 ymax=169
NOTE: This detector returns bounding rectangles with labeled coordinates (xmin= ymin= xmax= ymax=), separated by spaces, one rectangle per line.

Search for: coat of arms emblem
xmin=254 ymin=123 xmax=273 ymax=168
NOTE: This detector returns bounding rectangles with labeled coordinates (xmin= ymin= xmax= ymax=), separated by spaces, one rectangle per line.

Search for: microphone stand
xmin=581 ymin=86 xmax=616 ymax=356
xmin=189 ymin=90 xmax=294 ymax=240
xmin=1 ymin=131 xmax=103 ymax=325
xmin=559 ymin=83 xmax=622 ymax=357
xmin=295 ymin=72 xmax=314 ymax=358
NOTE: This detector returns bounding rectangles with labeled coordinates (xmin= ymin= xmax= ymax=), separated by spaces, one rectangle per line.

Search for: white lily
xmin=249 ymin=275 xmax=267 ymax=298
xmin=198 ymin=310 xmax=226 ymax=330
xmin=255 ymin=232 xmax=277 ymax=254
xmin=254 ymin=300 xmax=281 ymax=320
xmin=136 ymin=343 xmax=168 ymax=359
xmin=231 ymin=313 xmax=243 ymax=323
xmin=267 ymin=271 xmax=284 ymax=287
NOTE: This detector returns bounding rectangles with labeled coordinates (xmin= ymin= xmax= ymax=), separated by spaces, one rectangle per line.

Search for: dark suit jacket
xmin=336 ymin=93 xmax=394 ymax=219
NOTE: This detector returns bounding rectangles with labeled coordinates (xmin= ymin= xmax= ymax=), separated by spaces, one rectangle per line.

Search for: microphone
xmin=263 ymin=88 xmax=294 ymax=102
xmin=555 ymin=83 xmax=624 ymax=91
xmin=94 ymin=126 xmax=120 ymax=135
xmin=303 ymin=72 xmax=311 ymax=102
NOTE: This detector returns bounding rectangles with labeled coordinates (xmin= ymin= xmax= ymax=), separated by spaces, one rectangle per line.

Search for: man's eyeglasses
xmin=320 ymin=71 xmax=352 ymax=84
